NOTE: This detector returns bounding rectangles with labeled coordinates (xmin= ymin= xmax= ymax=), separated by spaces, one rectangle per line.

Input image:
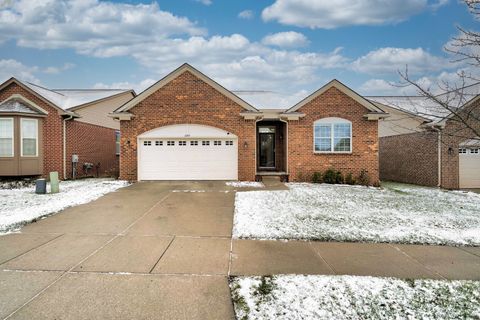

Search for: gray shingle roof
xmin=19 ymin=81 xmax=131 ymax=111
xmin=367 ymin=96 xmax=450 ymax=122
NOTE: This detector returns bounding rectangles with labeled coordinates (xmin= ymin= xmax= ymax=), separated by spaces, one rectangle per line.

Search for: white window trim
xmin=313 ymin=117 xmax=352 ymax=154
xmin=115 ymin=130 xmax=120 ymax=155
xmin=0 ymin=117 xmax=14 ymax=157
xmin=20 ymin=118 xmax=38 ymax=157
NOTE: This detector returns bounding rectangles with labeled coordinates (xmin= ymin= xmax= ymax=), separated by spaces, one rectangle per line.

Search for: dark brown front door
xmin=259 ymin=127 xmax=275 ymax=169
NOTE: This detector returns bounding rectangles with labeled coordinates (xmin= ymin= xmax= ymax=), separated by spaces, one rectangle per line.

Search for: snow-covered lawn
xmin=226 ymin=181 xmax=264 ymax=188
xmin=233 ymin=182 xmax=480 ymax=245
xmin=0 ymin=178 xmax=129 ymax=233
xmin=230 ymin=275 xmax=480 ymax=320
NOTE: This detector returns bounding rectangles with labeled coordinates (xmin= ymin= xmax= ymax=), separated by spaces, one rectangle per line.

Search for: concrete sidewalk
xmin=1 ymin=181 xmax=479 ymax=319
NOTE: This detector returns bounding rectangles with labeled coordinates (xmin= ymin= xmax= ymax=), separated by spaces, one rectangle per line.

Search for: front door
xmin=258 ymin=127 xmax=275 ymax=169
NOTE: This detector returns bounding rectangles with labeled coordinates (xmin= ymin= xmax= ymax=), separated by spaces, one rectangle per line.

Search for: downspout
xmin=63 ymin=115 xmax=74 ymax=180
xmin=437 ymin=129 xmax=442 ymax=187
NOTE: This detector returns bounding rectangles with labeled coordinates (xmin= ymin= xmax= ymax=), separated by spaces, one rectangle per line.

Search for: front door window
xmin=259 ymin=127 xmax=275 ymax=168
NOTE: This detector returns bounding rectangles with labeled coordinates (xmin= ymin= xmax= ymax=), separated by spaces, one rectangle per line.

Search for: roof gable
xmin=114 ymin=63 xmax=258 ymax=113
xmin=440 ymin=92 xmax=480 ymax=124
xmin=286 ymin=79 xmax=385 ymax=114
xmin=0 ymin=94 xmax=49 ymax=115
xmin=0 ymin=77 xmax=133 ymax=117
xmin=0 ymin=78 xmax=72 ymax=116
xmin=367 ymin=97 xmax=439 ymax=122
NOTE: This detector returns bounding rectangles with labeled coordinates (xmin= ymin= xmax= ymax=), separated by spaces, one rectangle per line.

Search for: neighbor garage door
xmin=137 ymin=124 xmax=238 ymax=181
xmin=459 ymin=147 xmax=480 ymax=188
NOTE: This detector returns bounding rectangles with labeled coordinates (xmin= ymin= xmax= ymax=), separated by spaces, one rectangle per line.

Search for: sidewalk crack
xmin=308 ymin=242 xmax=337 ymax=275
xmin=388 ymin=244 xmax=446 ymax=280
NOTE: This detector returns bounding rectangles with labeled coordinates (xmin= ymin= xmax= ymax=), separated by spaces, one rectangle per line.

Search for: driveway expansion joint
xmin=0 ymin=233 xmax=64 ymax=267
xmin=3 ymin=193 xmax=172 ymax=320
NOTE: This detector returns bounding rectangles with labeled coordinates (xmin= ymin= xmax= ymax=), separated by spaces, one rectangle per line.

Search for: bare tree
xmin=399 ymin=0 xmax=480 ymax=140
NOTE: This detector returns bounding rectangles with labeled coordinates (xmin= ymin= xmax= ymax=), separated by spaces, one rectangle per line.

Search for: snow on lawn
xmin=226 ymin=181 xmax=264 ymax=188
xmin=233 ymin=182 xmax=480 ymax=245
xmin=230 ymin=275 xmax=480 ymax=320
xmin=0 ymin=178 xmax=129 ymax=233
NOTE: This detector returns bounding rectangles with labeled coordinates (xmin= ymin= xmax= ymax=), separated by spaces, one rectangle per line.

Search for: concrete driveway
xmin=1 ymin=181 xmax=480 ymax=319
xmin=1 ymin=182 xmax=237 ymax=320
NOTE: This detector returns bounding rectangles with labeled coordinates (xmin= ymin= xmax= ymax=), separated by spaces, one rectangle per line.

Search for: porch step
xmin=256 ymin=171 xmax=287 ymax=176
xmin=260 ymin=175 xmax=289 ymax=190
xmin=262 ymin=176 xmax=281 ymax=183
xmin=256 ymin=171 xmax=288 ymax=182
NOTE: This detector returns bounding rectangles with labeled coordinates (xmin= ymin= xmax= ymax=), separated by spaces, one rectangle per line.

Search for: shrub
xmin=335 ymin=171 xmax=344 ymax=184
xmin=296 ymin=172 xmax=305 ymax=182
xmin=312 ymin=171 xmax=322 ymax=183
xmin=345 ymin=172 xmax=356 ymax=185
xmin=357 ymin=169 xmax=371 ymax=186
xmin=322 ymin=169 xmax=338 ymax=184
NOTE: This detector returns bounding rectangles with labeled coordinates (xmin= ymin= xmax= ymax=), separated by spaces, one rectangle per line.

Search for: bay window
xmin=0 ymin=118 xmax=14 ymax=157
xmin=314 ymin=118 xmax=352 ymax=153
xmin=21 ymin=118 xmax=38 ymax=156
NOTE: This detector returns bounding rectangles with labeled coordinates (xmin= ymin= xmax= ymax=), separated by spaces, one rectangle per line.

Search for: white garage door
xmin=138 ymin=124 xmax=238 ymax=181
xmin=459 ymin=147 xmax=480 ymax=188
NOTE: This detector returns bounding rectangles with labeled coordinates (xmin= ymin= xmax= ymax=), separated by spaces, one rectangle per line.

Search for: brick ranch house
xmin=111 ymin=64 xmax=388 ymax=183
xmin=0 ymin=78 xmax=135 ymax=179
xmin=369 ymin=87 xmax=480 ymax=189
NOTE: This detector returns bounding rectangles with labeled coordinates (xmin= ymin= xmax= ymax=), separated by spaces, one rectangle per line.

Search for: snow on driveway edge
xmin=0 ymin=178 xmax=130 ymax=233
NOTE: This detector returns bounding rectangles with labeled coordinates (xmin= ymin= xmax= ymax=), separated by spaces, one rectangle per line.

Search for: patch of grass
xmin=229 ymin=279 xmax=250 ymax=320
xmin=251 ymin=275 xmax=277 ymax=311
xmin=388 ymin=188 xmax=410 ymax=195
xmin=409 ymin=280 xmax=480 ymax=319
xmin=253 ymin=275 xmax=276 ymax=297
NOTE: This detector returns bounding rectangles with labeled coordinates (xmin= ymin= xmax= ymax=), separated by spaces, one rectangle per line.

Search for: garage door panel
xmin=138 ymin=139 xmax=238 ymax=181
xmin=459 ymin=149 xmax=480 ymax=188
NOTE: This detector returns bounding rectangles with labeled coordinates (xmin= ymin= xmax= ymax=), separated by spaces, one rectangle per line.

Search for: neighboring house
xmin=369 ymin=88 xmax=480 ymax=189
xmin=0 ymin=78 xmax=135 ymax=179
xmin=111 ymin=63 xmax=387 ymax=183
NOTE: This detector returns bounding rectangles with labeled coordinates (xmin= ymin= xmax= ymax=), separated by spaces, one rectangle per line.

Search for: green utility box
xmin=50 ymin=171 xmax=60 ymax=194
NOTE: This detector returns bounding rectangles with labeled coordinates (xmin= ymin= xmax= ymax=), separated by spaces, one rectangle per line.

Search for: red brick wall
xmin=378 ymin=108 xmax=479 ymax=189
xmin=66 ymin=121 xmax=119 ymax=179
xmin=0 ymin=82 xmax=63 ymax=177
xmin=440 ymin=116 xmax=479 ymax=189
xmin=119 ymin=71 xmax=257 ymax=181
xmin=379 ymin=132 xmax=439 ymax=186
xmin=288 ymin=87 xmax=380 ymax=184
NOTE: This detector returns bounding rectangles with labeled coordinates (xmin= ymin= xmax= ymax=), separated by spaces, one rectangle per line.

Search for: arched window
xmin=314 ymin=117 xmax=352 ymax=153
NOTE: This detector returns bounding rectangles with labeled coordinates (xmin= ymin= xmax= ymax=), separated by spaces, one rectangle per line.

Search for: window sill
xmin=314 ymin=151 xmax=352 ymax=155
